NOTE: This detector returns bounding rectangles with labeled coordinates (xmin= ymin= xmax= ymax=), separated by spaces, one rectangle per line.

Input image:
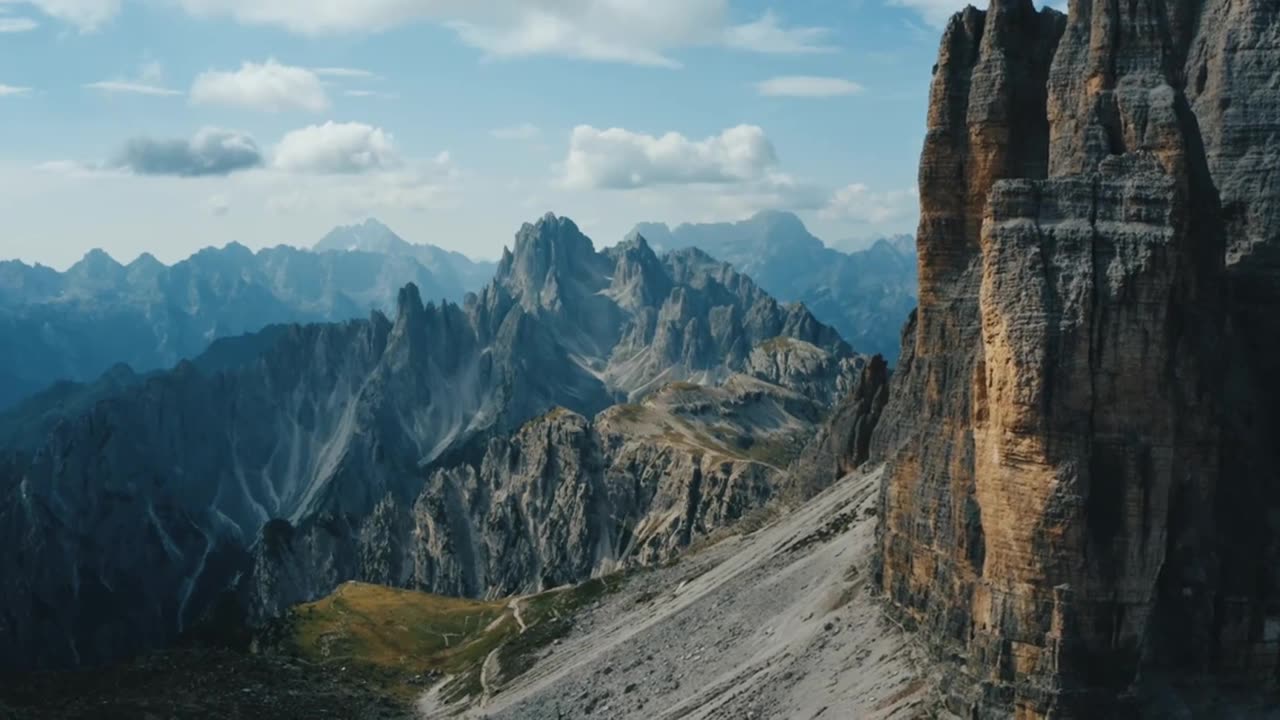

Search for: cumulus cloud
xmin=0 ymin=83 xmax=31 ymax=96
xmin=111 ymin=128 xmax=263 ymax=177
xmin=272 ymin=121 xmax=399 ymax=174
xmin=757 ymin=76 xmax=863 ymax=98
xmin=820 ymin=183 xmax=919 ymax=225
xmin=563 ymin=124 xmax=778 ymax=190
xmin=491 ymin=123 xmax=541 ymax=141
xmin=190 ymin=59 xmax=329 ymax=113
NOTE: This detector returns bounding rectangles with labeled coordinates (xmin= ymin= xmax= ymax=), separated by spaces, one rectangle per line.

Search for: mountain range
xmin=6 ymin=0 xmax=1280 ymax=716
xmin=0 ymin=213 xmax=867 ymax=671
xmin=0 ymin=220 xmax=497 ymax=411
xmin=630 ymin=210 xmax=917 ymax=362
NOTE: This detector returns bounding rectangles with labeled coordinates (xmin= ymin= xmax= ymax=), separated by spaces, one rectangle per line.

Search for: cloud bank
xmin=563 ymin=124 xmax=778 ymax=190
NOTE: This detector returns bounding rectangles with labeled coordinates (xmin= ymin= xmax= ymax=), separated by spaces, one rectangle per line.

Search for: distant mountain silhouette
xmin=628 ymin=210 xmax=917 ymax=362
xmin=0 ymin=220 xmax=495 ymax=409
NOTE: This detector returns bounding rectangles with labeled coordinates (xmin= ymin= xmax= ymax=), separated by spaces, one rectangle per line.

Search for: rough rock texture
xmin=0 ymin=214 xmax=857 ymax=670
xmin=788 ymin=353 xmax=891 ymax=502
xmin=866 ymin=0 xmax=1280 ymax=716
xmin=744 ymin=336 xmax=864 ymax=408
xmin=278 ymin=372 xmax=837 ymax=605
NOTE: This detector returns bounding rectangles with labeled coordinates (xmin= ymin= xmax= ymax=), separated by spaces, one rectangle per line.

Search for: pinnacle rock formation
xmin=865 ymin=0 xmax=1280 ymax=716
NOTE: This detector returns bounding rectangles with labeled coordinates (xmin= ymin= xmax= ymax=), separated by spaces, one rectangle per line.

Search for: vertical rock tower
xmin=870 ymin=0 xmax=1280 ymax=715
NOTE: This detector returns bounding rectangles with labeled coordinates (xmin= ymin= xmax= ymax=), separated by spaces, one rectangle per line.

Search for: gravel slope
xmin=421 ymin=465 xmax=936 ymax=719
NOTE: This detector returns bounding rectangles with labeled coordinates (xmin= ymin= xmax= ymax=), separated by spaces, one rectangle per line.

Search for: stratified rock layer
xmin=869 ymin=0 xmax=1280 ymax=716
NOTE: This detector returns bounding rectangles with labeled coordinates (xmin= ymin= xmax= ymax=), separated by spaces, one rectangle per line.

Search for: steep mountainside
xmin=0 ymin=224 xmax=493 ymax=410
xmin=0 ymin=214 xmax=862 ymax=672
xmin=856 ymin=0 xmax=1280 ymax=716
xmin=630 ymin=211 xmax=917 ymax=362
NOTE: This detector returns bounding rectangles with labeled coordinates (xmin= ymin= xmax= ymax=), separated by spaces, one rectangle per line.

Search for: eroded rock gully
xmin=867 ymin=0 xmax=1280 ymax=716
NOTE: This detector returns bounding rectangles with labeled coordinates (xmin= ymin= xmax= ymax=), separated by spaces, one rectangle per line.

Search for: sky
xmin=0 ymin=0 xmax=1057 ymax=269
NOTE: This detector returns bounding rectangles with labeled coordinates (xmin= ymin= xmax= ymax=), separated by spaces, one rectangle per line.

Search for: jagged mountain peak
xmin=127 ymin=252 xmax=163 ymax=269
xmin=395 ymin=281 xmax=425 ymax=320
xmin=494 ymin=213 xmax=612 ymax=315
xmin=70 ymin=247 xmax=122 ymax=269
xmin=314 ymin=217 xmax=412 ymax=254
xmin=507 ymin=213 xmax=597 ymax=269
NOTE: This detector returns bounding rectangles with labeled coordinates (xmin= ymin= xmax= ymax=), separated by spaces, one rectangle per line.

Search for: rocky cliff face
xmin=630 ymin=211 xmax=919 ymax=362
xmin=867 ymin=0 xmax=1280 ymax=716
xmin=788 ymin=353 xmax=890 ymax=501
xmin=0 ymin=213 xmax=859 ymax=670
xmin=402 ymin=375 xmax=827 ymax=600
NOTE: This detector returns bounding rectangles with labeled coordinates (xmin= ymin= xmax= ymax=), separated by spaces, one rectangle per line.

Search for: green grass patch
xmin=609 ymin=403 xmax=649 ymax=422
xmin=278 ymin=574 xmax=630 ymax=708
xmin=282 ymin=582 xmax=510 ymax=703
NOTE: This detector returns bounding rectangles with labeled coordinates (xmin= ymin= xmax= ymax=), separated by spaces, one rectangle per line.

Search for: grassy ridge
xmin=285 ymin=582 xmax=511 ymax=703
xmin=282 ymin=576 xmax=627 ymax=707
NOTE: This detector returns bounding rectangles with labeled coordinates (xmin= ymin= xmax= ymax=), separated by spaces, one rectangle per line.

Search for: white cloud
xmin=34 ymin=160 xmax=103 ymax=176
xmin=86 ymin=80 xmax=182 ymax=95
xmin=757 ymin=76 xmax=864 ymax=98
xmin=85 ymin=1 xmax=832 ymax=67
xmin=264 ymin=161 xmax=457 ymax=214
xmin=0 ymin=84 xmax=31 ymax=96
xmin=447 ymin=12 xmax=683 ymax=67
xmin=0 ymin=0 xmax=119 ymax=31
xmin=343 ymin=89 xmax=398 ymax=99
xmin=312 ymin=66 xmax=378 ymax=79
xmin=191 ymin=59 xmax=329 ymax=113
xmin=491 ymin=123 xmax=541 ymax=141
xmin=0 ymin=14 xmax=37 ymax=31
xmin=5 ymin=2 xmax=841 ymax=65
xmin=272 ymin=121 xmax=399 ymax=174
xmin=562 ymin=124 xmax=778 ymax=190
xmin=207 ymin=194 xmax=230 ymax=216
xmin=821 ymin=183 xmax=919 ymax=225
xmin=86 ymin=58 xmax=182 ymax=96
xmin=722 ymin=10 xmax=834 ymax=54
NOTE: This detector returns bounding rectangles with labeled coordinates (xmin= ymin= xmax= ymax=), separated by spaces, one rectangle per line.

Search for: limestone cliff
xmin=868 ymin=0 xmax=1280 ymax=716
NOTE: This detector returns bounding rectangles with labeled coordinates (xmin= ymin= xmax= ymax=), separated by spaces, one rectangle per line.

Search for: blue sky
xmin=0 ymin=0 xmax=1040 ymax=268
